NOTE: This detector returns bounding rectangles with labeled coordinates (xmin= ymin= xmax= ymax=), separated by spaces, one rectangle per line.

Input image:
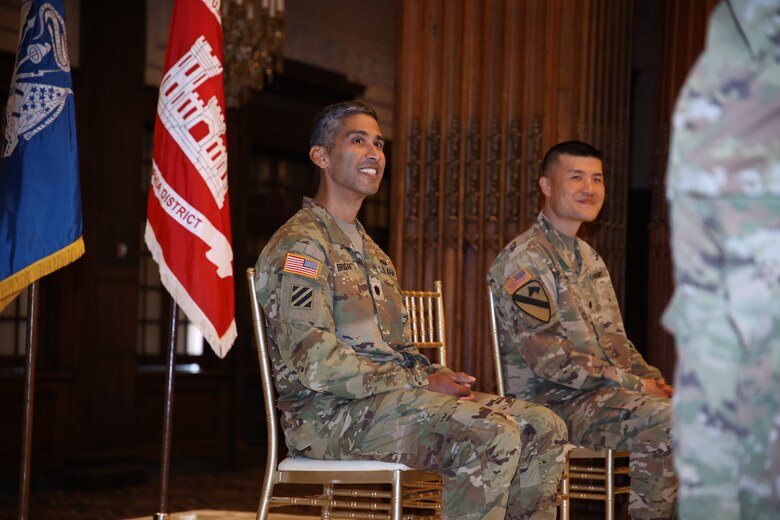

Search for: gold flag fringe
xmin=0 ymin=236 xmax=85 ymax=312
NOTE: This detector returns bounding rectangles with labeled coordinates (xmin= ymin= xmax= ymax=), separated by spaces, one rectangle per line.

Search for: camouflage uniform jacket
xmin=255 ymin=197 xmax=442 ymax=454
xmin=488 ymin=212 xmax=662 ymax=402
xmin=666 ymin=0 xmax=780 ymax=199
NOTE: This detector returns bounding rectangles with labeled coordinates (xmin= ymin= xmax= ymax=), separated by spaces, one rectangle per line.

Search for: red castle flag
xmin=145 ymin=0 xmax=236 ymax=357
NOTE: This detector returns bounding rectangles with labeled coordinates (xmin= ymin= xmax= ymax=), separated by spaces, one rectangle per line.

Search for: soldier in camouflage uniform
xmin=662 ymin=1 xmax=780 ymax=518
xmin=255 ymin=101 xmax=568 ymax=519
xmin=488 ymin=141 xmax=677 ymax=519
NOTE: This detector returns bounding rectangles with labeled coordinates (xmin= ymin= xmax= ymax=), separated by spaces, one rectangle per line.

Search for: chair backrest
xmin=487 ymin=284 xmax=507 ymax=397
xmin=402 ymin=280 xmax=447 ymax=367
xmin=246 ymin=267 xmax=281 ymax=472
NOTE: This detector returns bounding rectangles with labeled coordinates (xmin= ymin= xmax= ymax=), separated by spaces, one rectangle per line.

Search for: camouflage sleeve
xmin=398 ymin=343 xmax=447 ymax=375
xmin=261 ymin=243 xmax=429 ymax=400
xmin=492 ymin=251 xmax=645 ymax=392
xmin=627 ymin=338 xmax=663 ymax=379
xmin=512 ymin=312 xmax=645 ymax=391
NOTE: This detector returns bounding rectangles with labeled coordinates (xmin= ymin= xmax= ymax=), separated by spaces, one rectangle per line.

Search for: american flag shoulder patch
xmin=503 ymin=267 xmax=532 ymax=294
xmin=283 ymin=252 xmax=321 ymax=279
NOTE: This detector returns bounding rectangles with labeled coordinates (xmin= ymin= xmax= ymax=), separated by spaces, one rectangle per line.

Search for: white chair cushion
xmin=279 ymin=456 xmax=413 ymax=472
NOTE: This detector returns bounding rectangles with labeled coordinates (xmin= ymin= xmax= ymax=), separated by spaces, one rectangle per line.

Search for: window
xmin=0 ymin=289 xmax=28 ymax=369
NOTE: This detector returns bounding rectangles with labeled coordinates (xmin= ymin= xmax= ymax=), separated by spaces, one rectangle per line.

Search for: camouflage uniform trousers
xmin=301 ymin=389 xmax=568 ymax=520
xmin=538 ymin=386 xmax=675 ymax=519
xmin=663 ymin=195 xmax=780 ymax=520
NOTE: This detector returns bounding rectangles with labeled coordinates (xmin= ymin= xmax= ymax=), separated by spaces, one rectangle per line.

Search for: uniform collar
xmin=537 ymin=211 xmax=583 ymax=272
xmin=303 ymin=197 xmax=369 ymax=257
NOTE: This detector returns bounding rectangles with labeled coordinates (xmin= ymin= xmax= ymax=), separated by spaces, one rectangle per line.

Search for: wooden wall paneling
xmin=522 ymin=1 xmax=544 ymax=235
xmin=423 ymin=1 xmax=444 ymax=294
xmin=540 ymin=1 xmax=557 ymax=151
xmin=608 ymin=1 xmax=633 ymax=305
xmin=469 ymin=0 xmax=496 ymax=380
xmin=574 ymin=0 xmax=632 ymax=306
xmin=392 ymin=0 xmax=412 ymax=287
xmin=226 ymin=105 xmax=256 ymax=468
xmin=61 ymin=0 xmax=146 ymax=484
xmin=394 ymin=0 xmax=632 ymax=389
xmin=136 ymin=373 xmax=231 ymax=463
xmin=615 ymin=2 xmax=631 ymax=305
xmin=480 ymin=0 xmax=513 ymax=391
xmin=0 ymin=376 xmax=71 ymax=475
xmin=450 ymin=0 xmax=471 ymax=373
xmin=580 ymin=0 xmax=595 ymax=143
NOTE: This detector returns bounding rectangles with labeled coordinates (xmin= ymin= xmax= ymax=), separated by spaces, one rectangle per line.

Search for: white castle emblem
xmin=157 ymin=36 xmax=228 ymax=209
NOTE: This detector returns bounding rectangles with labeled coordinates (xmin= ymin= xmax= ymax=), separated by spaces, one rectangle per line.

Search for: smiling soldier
xmin=488 ymin=141 xmax=677 ymax=520
xmin=254 ymin=102 xmax=568 ymax=519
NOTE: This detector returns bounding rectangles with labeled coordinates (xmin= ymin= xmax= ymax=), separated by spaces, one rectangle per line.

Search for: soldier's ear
xmin=539 ymin=175 xmax=552 ymax=197
xmin=309 ymin=146 xmax=329 ymax=169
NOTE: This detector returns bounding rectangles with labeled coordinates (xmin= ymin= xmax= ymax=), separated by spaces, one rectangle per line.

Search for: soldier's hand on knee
xmin=428 ymin=372 xmax=477 ymax=401
xmin=656 ymin=378 xmax=674 ymax=397
xmin=642 ymin=377 xmax=673 ymax=398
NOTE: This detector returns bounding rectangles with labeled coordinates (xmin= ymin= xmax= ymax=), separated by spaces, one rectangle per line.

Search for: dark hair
xmin=309 ymin=101 xmax=379 ymax=150
xmin=541 ymin=140 xmax=602 ymax=177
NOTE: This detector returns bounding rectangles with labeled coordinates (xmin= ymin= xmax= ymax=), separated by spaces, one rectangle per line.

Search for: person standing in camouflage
xmin=662 ymin=1 xmax=780 ymax=519
xmin=488 ymin=141 xmax=677 ymax=519
xmin=255 ymin=101 xmax=568 ymax=519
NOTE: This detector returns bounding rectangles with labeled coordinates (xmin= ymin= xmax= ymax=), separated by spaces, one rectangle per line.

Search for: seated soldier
xmin=255 ymin=101 xmax=568 ymax=520
xmin=488 ymin=140 xmax=676 ymax=520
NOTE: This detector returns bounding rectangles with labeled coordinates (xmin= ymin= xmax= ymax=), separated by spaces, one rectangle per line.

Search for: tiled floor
xmin=1 ymin=465 xmax=623 ymax=519
xmin=0 ymin=467 xmax=265 ymax=520
xmin=125 ymin=512 xmax=313 ymax=520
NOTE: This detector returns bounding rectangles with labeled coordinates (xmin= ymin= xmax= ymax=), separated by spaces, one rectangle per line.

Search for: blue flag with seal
xmin=0 ymin=0 xmax=84 ymax=311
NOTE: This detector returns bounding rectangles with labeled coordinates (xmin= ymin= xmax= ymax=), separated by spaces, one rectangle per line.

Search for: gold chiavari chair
xmin=247 ymin=268 xmax=441 ymax=520
xmin=487 ymin=285 xmax=631 ymax=520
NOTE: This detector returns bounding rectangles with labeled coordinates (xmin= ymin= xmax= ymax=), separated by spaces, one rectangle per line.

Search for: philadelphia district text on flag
xmin=145 ymin=0 xmax=236 ymax=357
xmin=0 ymin=0 xmax=84 ymax=312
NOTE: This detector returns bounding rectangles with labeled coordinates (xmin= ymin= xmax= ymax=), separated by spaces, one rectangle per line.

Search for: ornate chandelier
xmin=221 ymin=0 xmax=285 ymax=108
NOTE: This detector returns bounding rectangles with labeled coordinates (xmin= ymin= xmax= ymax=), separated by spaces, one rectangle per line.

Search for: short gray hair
xmin=309 ymin=101 xmax=379 ymax=150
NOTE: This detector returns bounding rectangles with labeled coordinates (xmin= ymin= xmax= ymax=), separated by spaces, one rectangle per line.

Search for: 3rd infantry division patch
xmin=290 ymin=285 xmax=313 ymax=308
xmin=511 ymin=279 xmax=551 ymax=323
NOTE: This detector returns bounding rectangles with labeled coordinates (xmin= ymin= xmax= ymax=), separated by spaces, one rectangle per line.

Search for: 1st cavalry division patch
xmin=504 ymin=269 xmax=550 ymax=323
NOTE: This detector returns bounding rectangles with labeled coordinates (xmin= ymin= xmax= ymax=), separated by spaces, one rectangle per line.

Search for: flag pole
xmin=155 ymin=298 xmax=178 ymax=520
xmin=17 ymin=281 xmax=40 ymax=520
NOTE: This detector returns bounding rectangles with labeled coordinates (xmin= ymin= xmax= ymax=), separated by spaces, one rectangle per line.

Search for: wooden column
xmin=646 ymin=0 xmax=717 ymax=379
xmin=393 ymin=0 xmax=633 ymax=391
xmin=62 ymin=0 xmax=146 ymax=483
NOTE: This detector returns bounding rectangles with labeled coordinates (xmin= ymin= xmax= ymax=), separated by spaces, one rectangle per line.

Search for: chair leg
xmin=322 ymin=484 xmax=334 ymax=520
xmin=257 ymin=482 xmax=272 ymax=520
xmin=605 ymin=449 xmax=615 ymax=520
xmin=390 ymin=471 xmax=402 ymax=520
xmin=560 ymin=455 xmax=571 ymax=520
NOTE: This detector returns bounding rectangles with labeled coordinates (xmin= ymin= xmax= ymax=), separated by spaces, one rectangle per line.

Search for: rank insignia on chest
xmin=506 ymin=275 xmax=551 ymax=323
xmin=283 ymin=252 xmax=321 ymax=279
xmin=370 ymin=277 xmax=384 ymax=300
xmin=290 ymin=285 xmax=314 ymax=308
